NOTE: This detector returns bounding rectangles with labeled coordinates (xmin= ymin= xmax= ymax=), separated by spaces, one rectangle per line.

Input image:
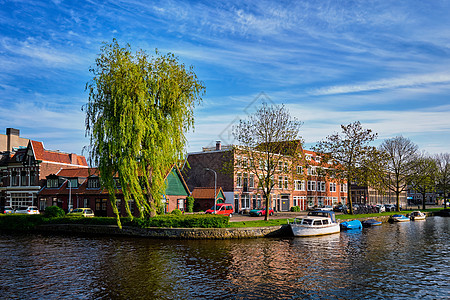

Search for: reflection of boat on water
xmin=362 ymin=219 xmax=382 ymax=227
xmin=340 ymin=220 xmax=362 ymax=230
xmin=409 ymin=211 xmax=426 ymax=221
xmin=289 ymin=211 xmax=340 ymax=237
xmin=389 ymin=214 xmax=410 ymax=222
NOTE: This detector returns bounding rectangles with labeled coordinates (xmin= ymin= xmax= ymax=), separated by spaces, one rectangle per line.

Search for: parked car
xmin=317 ymin=205 xmax=333 ymax=211
xmin=14 ymin=206 xmax=40 ymax=214
xmin=376 ymin=204 xmax=385 ymax=213
xmin=333 ymin=205 xmax=348 ymax=213
xmin=2 ymin=206 xmax=14 ymax=214
xmin=205 ymin=203 xmax=234 ymax=217
xmin=249 ymin=207 xmax=274 ymax=217
xmin=67 ymin=208 xmax=95 ymax=217
xmin=384 ymin=204 xmax=395 ymax=212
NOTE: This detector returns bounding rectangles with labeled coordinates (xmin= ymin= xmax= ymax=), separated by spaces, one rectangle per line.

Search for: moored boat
xmin=409 ymin=211 xmax=426 ymax=220
xmin=389 ymin=214 xmax=410 ymax=222
xmin=362 ymin=219 xmax=382 ymax=227
xmin=289 ymin=211 xmax=340 ymax=237
xmin=340 ymin=219 xmax=362 ymax=230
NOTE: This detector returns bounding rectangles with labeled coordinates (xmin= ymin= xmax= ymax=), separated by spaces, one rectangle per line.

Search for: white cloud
xmin=311 ymin=73 xmax=450 ymax=96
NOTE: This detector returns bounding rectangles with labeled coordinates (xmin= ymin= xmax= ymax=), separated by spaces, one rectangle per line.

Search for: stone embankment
xmin=37 ymin=224 xmax=291 ymax=239
xmin=36 ymin=211 xmax=437 ymax=239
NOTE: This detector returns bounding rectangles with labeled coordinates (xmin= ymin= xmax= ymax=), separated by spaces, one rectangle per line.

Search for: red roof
xmin=191 ymin=187 xmax=223 ymax=199
xmin=56 ymin=168 xmax=98 ymax=178
xmin=30 ymin=140 xmax=87 ymax=166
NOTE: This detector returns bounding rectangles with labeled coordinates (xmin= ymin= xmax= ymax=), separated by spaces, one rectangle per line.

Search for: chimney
xmin=69 ymin=153 xmax=78 ymax=165
xmin=216 ymin=141 xmax=221 ymax=151
xmin=6 ymin=128 xmax=20 ymax=152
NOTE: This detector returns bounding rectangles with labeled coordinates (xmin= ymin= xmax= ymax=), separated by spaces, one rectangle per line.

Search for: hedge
xmin=131 ymin=214 xmax=229 ymax=228
xmin=0 ymin=214 xmax=228 ymax=230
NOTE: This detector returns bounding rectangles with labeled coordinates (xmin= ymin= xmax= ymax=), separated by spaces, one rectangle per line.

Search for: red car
xmin=205 ymin=203 xmax=234 ymax=217
xmin=249 ymin=207 xmax=274 ymax=217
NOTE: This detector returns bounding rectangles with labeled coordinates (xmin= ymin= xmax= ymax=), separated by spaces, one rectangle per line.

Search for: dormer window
xmin=306 ymin=155 xmax=312 ymax=161
xmin=87 ymin=177 xmax=100 ymax=189
xmin=47 ymin=178 xmax=59 ymax=188
xmin=68 ymin=178 xmax=78 ymax=188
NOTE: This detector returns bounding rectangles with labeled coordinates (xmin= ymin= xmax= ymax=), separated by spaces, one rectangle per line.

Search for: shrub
xmin=291 ymin=206 xmax=301 ymax=212
xmin=0 ymin=214 xmax=44 ymax=230
xmin=133 ymin=214 xmax=229 ymax=228
xmin=186 ymin=196 xmax=195 ymax=213
xmin=171 ymin=209 xmax=182 ymax=215
xmin=44 ymin=206 xmax=65 ymax=218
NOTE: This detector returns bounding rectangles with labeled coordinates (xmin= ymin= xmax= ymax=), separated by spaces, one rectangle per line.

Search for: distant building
xmin=0 ymin=137 xmax=88 ymax=209
xmin=191 ymin=187 xmax=226 ymax=212
xmin=38 ymin=165 xmax=190 ymax=216
xmin=184 ymin=141 xmax=347 ymax=213
xmin=0 ymin=128 xmax=29 ymax=152
xmin=350 ymin=183 xmax=407 ymax=207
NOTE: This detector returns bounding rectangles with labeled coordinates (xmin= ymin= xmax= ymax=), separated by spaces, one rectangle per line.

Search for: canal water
xmin=0 ymin=217 xmax=448 ymax=299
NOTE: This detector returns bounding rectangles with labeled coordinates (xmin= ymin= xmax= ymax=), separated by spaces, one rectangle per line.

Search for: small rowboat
xmin=390 ymin=214 xmax=410 ymax=222
xmin=340 ymin=219 xmax=362 ymax=230
xmin=409 ymin=211 xmax=426 ymax=220
xmin=362 ymin=219 xmax=382 ymax=227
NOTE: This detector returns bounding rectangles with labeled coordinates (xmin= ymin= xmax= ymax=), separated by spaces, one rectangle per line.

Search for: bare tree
xmin=435 ymin=153 xmax=450 ymax=208
xmin=378 ymin=136 xmax=418 ymax=212
xmin=409 ymin=154 xmax=438 ymax=210
xmin=232 ymin=103 xmax=303 ymax=221
xmin=313 ymin=121 xmax=378 ymax=214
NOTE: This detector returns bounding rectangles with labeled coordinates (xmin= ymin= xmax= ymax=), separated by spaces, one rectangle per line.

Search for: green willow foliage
xmin=84 ymin=40 xmax=204 ymax=228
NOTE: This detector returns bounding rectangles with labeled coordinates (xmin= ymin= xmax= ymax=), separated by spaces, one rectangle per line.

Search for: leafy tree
xmin=409 ymin=154 xmax=438 ymax=210
xmin=435 ymin=153 xmax=450 ymax=208
xmin=313 ymin=121 xmax=378 ymax=214
xmin=378 ymin=136 xmax=418 ymax=212
xmin=84 ymin=40 xmax=204 ymax=228
xmin=232 ymin=103 xmax=303 ymax=221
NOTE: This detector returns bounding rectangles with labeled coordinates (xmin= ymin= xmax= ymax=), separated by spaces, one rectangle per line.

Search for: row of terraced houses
xmin=0 ymin=128 xmax=406 ymax=217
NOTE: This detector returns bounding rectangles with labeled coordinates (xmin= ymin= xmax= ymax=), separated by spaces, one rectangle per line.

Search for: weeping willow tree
xmin=84 ymin=40 xmax=204 ymax=227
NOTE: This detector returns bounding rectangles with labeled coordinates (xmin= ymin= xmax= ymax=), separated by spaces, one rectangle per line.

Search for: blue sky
xmin=1 ymin=0 xmax=449 ymax=157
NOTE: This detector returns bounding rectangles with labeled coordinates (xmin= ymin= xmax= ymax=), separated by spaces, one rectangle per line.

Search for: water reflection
xmin=0 ymin=217 xmax=448 ymax=299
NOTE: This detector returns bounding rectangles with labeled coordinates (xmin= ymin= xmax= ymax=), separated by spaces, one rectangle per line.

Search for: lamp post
xmin=205 ymin=168 xmax=217 ymax=214
xmin=61 ymin=177 xmax=72 ymax=212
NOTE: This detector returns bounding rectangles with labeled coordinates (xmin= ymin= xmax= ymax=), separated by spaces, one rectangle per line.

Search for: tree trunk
xmin=421 ymin=192 xmax=426 ymax=211
xmin=347 ymin=180 xmax=354 ymax=214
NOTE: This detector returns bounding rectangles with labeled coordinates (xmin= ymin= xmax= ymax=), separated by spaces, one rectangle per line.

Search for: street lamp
xmin=61 ymin=177 xmax=72 ymax=212
xmin=205 ymin=168 xmax=217 ymax=214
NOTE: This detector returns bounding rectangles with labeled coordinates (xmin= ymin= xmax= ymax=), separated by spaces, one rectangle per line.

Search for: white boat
xmin=289 ymin=211 xmax=340 ymax=237
xmin=410 ymin=211 xmax=426 ymax=221
xmin=389 ymin=214 xmax=410 ymax=222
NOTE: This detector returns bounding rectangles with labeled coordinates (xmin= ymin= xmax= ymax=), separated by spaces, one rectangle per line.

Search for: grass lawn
xmin=228 ymin=208 xmax=443 ymax=228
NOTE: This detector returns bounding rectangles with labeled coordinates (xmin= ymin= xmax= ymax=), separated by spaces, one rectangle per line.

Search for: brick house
xmin=184 ymin=141 xmax=347 ymax=213
xmin=38 ymin=165 xmax=190 ymax=216
xmin=191 ymin=187 xmax=226 ymax=212
xmin=0 ymin=139 xmax=88 ymax=210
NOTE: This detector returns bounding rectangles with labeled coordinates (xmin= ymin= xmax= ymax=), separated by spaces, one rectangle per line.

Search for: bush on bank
xmin=0 ymin=214 xmax=229 ymax=230
xmin=131 ymin=214 xmax=229 ymax=228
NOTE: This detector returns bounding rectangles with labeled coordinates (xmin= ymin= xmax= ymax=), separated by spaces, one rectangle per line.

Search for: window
xmin=21 ymin=171 xmax=27 ymax=186
xmin=236 ymin=156 xmax=242 ymax=167
xmin=307 ymin=181 xmax=316 ymax=191
xmin=306 ymin=154 xmax=312 ymax=161
xmin=68 ymin=178 xmax=78 ymax=188
xmin=278 ymin=176 xmax=283 ymax=189
xmin=47 ymin=178 xmax=59 ymax=188
xmin=318 ymin=181 xmax=326 ymax=192
xmin=284 ymin=176 xmax=288 ymax=189
xmin=284 ymin=162 xmax=289 ymax=172
xmin=294 ymin=180 xmax=305 ymax=191
xmin=315 ymin=156 xmax=321 ymax=163
xmin=330 ymin=182 xmax=336 ymax=192
xmin=88 ymin=178 xmax=100 ymax=189
xmin=242 ymin=157 xmax=248 ymax=168
xmin=249 ymin=174 xmax=254 ymax=188
xmin=318 ymin=196 xmax=324 ymax=206
xmin=83 ymin=198 xmax=89 ymax=208
xmin=177 ymin=198 xmax=185 ymax=211
xmin=11 ymin=171 xmax=19 ymax=186
xmin=30 ymin=171 xmax=37 ymax=186
xmin=241 ymin=194 xmax=250 ymax=209
xmin=340 ymin=183 xmax=347 ymax=192
xmin=307 ymin=167 xmax=317 ymax=176
xmin=278 ymin=161 xmax=283 ymax=172
xmin=296 ymin=166 xmax=303 ymax=174
xmin=236 ymin=173 xmax=242 ymax=188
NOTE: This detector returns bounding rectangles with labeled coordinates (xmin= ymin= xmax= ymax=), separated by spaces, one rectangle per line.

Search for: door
xmin=281 ymin=195 xmax=290 ymax=211
xmin=95 ymin=198 xmax=108 ymax=217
